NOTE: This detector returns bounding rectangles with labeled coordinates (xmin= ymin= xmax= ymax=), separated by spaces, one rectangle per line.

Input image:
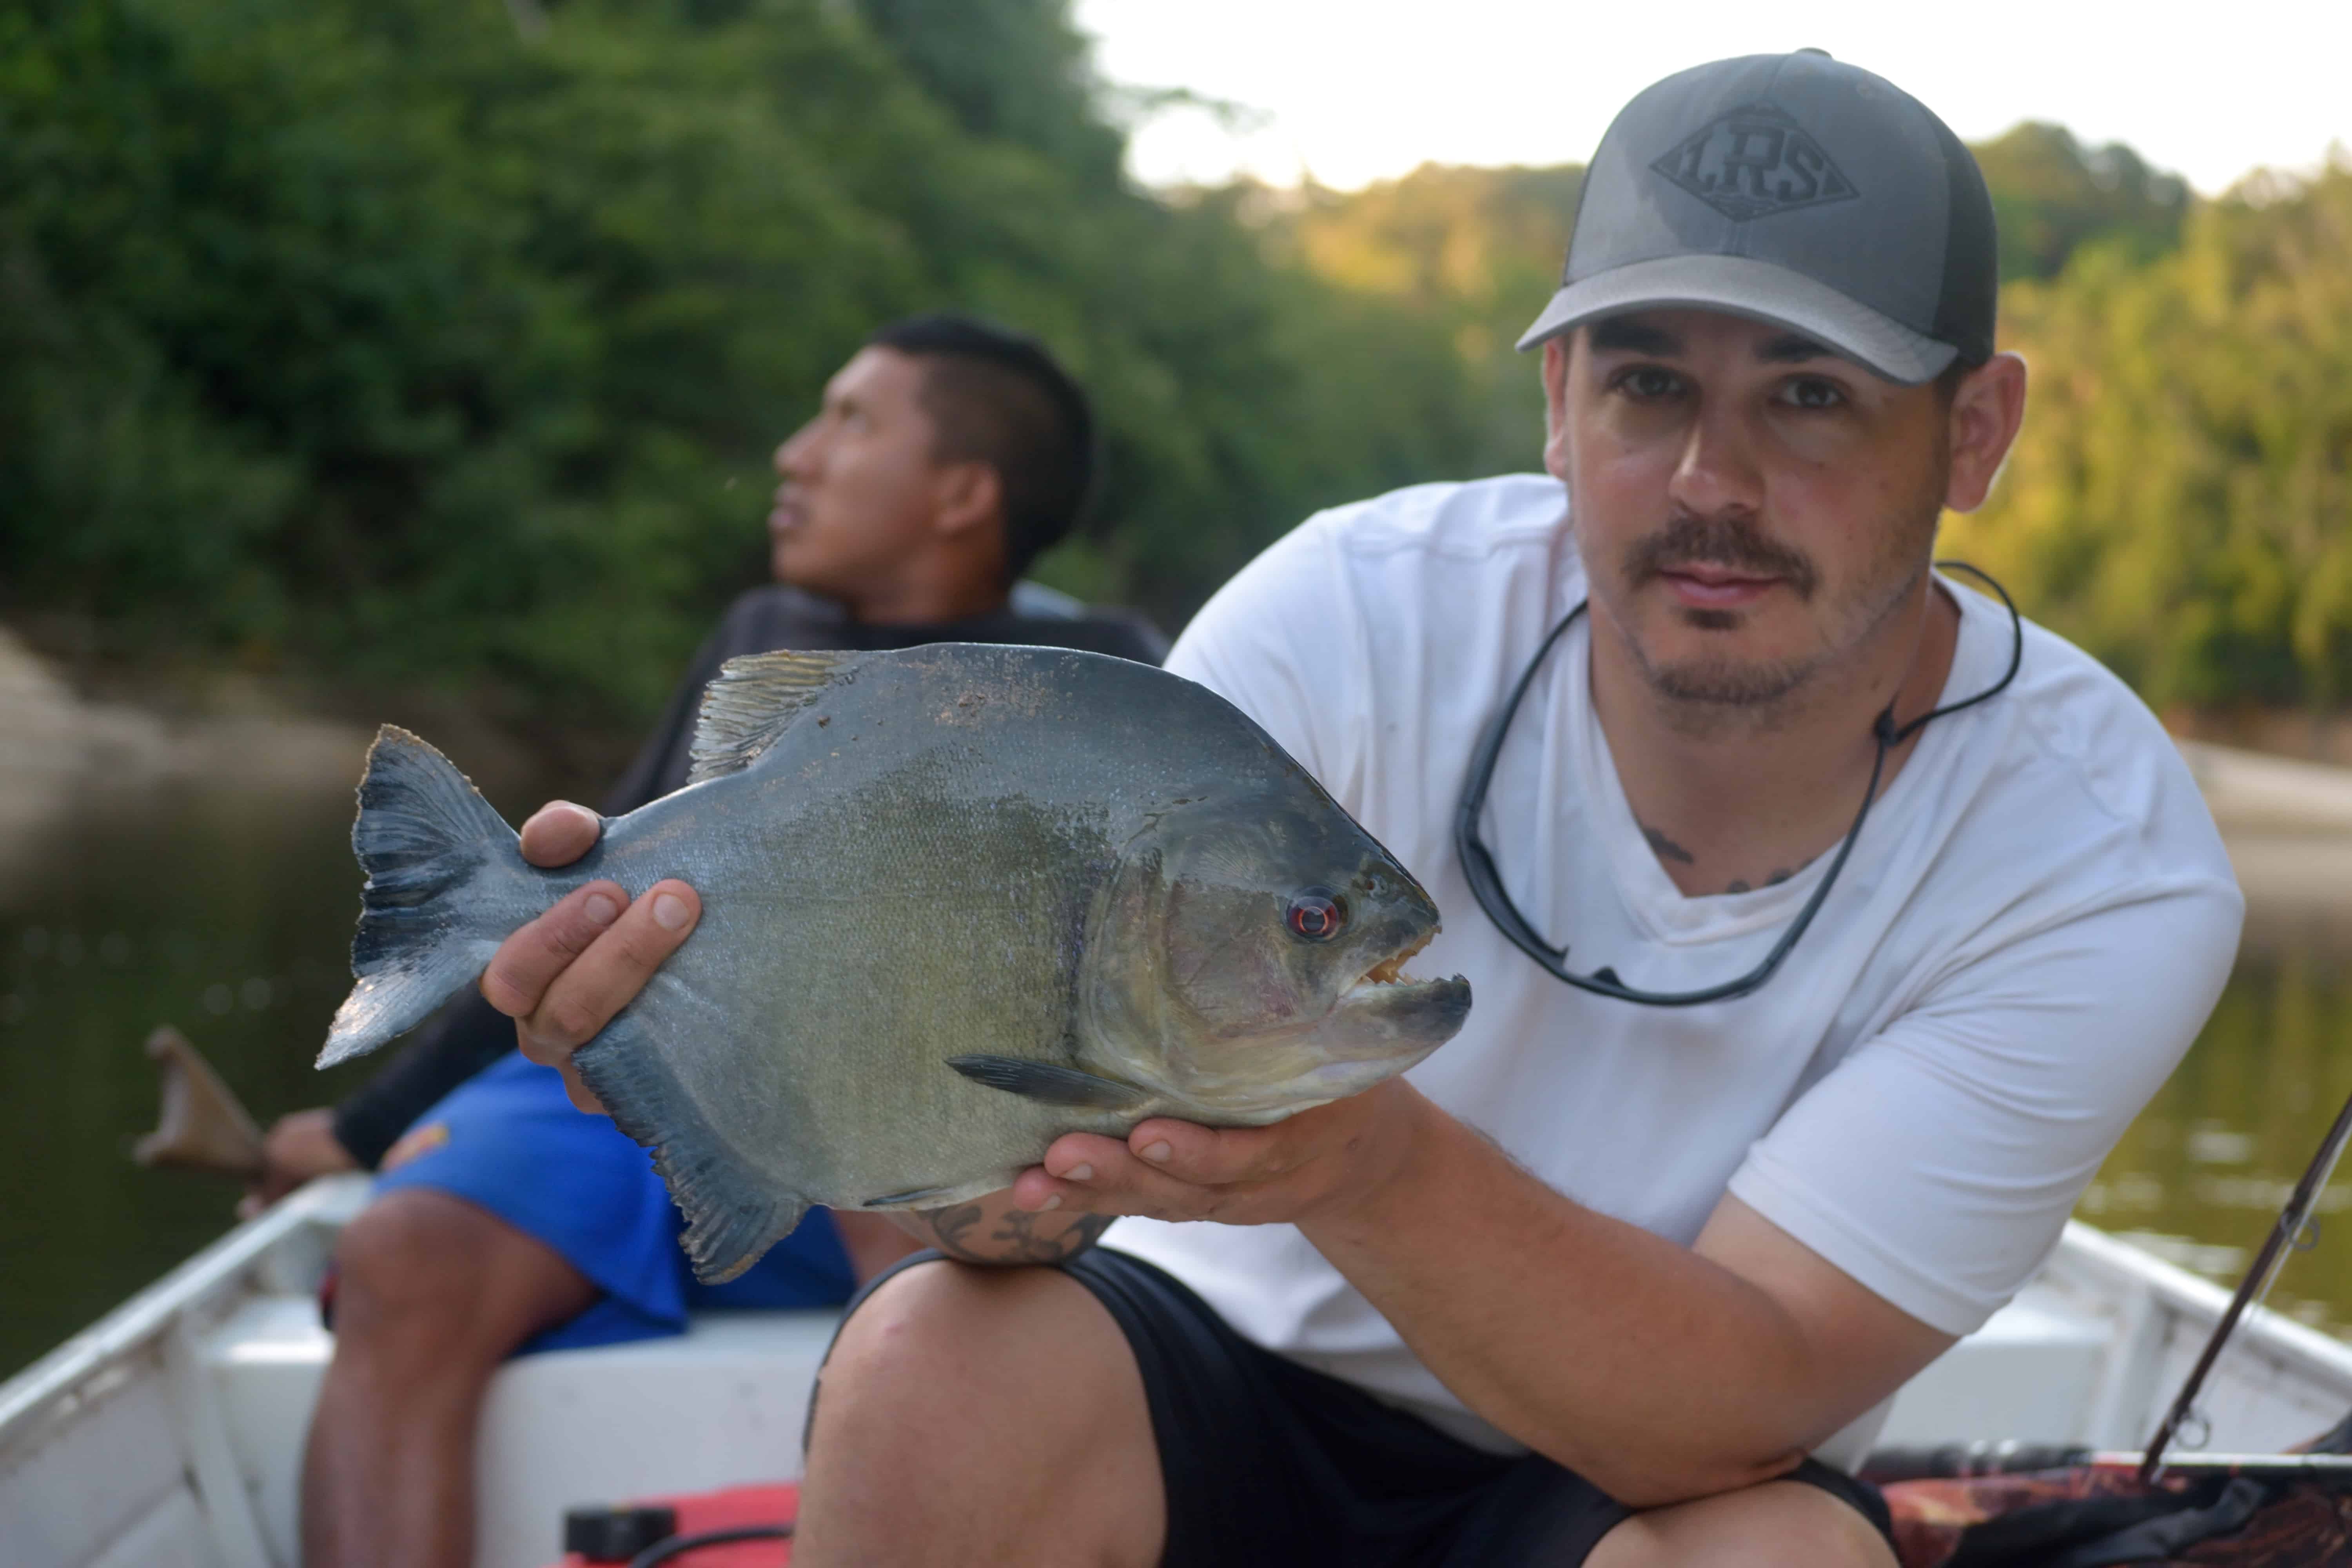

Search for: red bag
xmin=549 ymin=1482 xmax=796 ymax=1567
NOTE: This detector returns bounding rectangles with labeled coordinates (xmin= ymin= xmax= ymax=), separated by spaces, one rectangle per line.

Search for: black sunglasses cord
xmin=1452 ymin=562 xmax=2024 ymax=1007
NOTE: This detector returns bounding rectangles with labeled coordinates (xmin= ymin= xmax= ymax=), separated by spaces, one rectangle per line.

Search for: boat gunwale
xmin=0 ymin=1174 xmax=368 ymax=1459
xmin=2053 ymin=1219 xmax=2352 ymax=1390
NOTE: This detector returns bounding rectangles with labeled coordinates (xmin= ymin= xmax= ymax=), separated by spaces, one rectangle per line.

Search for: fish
xmin=317 ymin=644 xmax=1471 ymax=1281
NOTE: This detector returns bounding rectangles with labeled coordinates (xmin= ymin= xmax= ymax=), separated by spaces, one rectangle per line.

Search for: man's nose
xmin=1667 ymin=400 xmax=1763 ymax=520
xmin=775 ymin=421 xmax=820 ymax=478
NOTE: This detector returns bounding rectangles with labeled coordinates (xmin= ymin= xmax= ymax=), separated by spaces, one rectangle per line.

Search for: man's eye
xmin=1782 ymin=378 xmax=1845 ymax=410
xmin=1615 ymin=367 xmax=1681 ymax=400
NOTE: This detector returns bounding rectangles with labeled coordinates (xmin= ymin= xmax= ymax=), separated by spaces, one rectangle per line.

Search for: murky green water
xmin=0 ymin=735 xmax=570 ymax=1381
xmin=2080 ymin=940 xmax=2352 ymax=1334
xmin=4 ymin=746 xmax=2351 ymax=1382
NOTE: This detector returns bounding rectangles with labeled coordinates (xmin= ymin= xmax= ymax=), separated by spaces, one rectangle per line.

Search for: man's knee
xmin=812 ymin=1259 xmax=1143 ymax=1447
xmin=1586 ymin=1477 xmax=1892 ymax=1568
xmin=332 ymin=1188 xmax=583 ymax=1352
xmin=802 ymin=1260 xmax=1163 ymax=1566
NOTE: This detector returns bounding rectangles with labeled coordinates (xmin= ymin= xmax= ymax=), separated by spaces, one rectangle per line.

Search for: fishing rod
xmin=2137 ymin=1081 xmax=2352 ymax=1484
xmin=1869 ymin=1440 xmax=2352 ymax=1483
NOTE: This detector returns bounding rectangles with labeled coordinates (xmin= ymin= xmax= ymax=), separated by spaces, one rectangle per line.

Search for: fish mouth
xmin=1352 ymin=926 xmax=1436 ymax=991
xmin=1315 ymin=924 xmax=1470 ymax=1064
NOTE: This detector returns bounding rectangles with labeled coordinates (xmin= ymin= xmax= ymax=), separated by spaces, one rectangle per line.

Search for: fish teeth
xmin=1361 ymin=928 xmax=1436 ymax=986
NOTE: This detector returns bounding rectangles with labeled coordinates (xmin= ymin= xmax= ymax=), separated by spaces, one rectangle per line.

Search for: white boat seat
xmin=207 ymin=1296 xmax=840 ymax=1568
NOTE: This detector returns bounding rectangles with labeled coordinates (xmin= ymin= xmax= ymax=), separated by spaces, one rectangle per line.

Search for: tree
xmin=0 ymin=0 xmax=1483 ymax=717
xmin=1944 ymin=163 xmax=2352 ymax=708
xmin=1971 ymin=122 xmax=2192 ymax=283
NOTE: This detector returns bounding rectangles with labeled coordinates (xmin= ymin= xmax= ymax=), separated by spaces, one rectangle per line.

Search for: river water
xmin=5 ymin=700 xmax=2352 ymax=1383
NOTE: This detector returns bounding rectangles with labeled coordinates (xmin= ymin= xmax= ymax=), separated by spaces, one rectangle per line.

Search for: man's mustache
xmin=1623 ymin=515 xmax=1818 ymax=600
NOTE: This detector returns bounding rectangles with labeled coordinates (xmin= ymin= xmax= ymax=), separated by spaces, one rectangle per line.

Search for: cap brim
xmin=1515 ymin=254 xmax=1958 ymax=386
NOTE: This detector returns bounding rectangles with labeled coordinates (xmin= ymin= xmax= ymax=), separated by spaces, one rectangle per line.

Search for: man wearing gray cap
xmin=488 ymin=51 xmax=2241 ymax=1566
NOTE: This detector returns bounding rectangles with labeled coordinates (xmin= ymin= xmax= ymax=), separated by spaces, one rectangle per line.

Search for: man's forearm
xmin=1299 ymin=1089 xmax=1871 ymax=1505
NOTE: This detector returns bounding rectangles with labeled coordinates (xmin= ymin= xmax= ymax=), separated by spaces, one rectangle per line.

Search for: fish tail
xmin=575 ymin=1018 xmax=804 ymax=1285
xmin=317 ymin=726 xmax=527 ymax=1068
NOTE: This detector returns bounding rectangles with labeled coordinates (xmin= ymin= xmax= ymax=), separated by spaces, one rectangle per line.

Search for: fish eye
xmin=1285 ymin=887 xmax=1348 ymax=942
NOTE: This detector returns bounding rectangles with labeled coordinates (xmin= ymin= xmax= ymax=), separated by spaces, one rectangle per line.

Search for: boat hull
xmin=9 ymin=1189 xmax=2352 ymax=1568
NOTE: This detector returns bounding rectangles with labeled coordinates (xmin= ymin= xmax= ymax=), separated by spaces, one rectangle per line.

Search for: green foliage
xmin=0 ymin=0 xmax=1479 ymax=719
xmin=9 ymin=0 xmax=2336 ymax=727
xmin=1972 ymin=122 xmax=2191 ymax=282
xmin=855 ymin=0 xmax=1122 ymax=190
xmin=1945 ymin=163 xmax=2352 ymax=710
xmin=1273 ymin=163 xmax=1585 ymax=475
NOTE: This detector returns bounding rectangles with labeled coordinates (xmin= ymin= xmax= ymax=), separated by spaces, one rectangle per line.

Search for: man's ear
xmin=1943 ymin=352 xmax=2028 ymax=515
xmin=1541 ymin=337 xmax=1573 ymax=482
xmin=930 ymin=460 xmax=1004 ymax=541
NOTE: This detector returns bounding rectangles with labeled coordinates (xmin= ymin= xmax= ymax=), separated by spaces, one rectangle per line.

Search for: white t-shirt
xmin=1108 ymin=473 xmax=2244 ymax=1461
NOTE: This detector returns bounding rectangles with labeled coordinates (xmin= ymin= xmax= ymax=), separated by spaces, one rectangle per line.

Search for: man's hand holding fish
xmin=487 ymin=799 xmax=698 ymax=1117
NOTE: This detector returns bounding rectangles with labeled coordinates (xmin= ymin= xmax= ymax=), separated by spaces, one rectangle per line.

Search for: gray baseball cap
xmin=1517 ymin=51 xmax=1997 ymax=384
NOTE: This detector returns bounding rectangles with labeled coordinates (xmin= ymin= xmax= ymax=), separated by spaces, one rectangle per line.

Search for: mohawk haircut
xmin=864 ymin=313 xmax=1096 ymax=584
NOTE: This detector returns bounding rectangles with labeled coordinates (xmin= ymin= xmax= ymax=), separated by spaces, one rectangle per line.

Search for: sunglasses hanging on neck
xmin=1452 ymin=562 xmax=2024 ymax=1007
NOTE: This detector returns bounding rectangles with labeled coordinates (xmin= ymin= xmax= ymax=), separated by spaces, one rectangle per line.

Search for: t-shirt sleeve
xmin=1728 ymin=876 xmax=2244 ymax=1336
xmin=1163 ymin=519 xmax=1364 ymax=793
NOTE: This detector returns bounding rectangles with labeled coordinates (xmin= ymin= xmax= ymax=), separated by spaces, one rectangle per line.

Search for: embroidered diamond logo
xmin=1651 ymin=103 xmax=1858 ymax=222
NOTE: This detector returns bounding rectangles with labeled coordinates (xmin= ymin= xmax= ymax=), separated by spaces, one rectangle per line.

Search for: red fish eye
xmin=1286 ymin=889 xmax=1347 ymax=941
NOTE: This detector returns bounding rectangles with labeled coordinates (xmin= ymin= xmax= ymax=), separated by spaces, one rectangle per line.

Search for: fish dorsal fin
xmin=686 ymin=650 xmax=857 ymax=785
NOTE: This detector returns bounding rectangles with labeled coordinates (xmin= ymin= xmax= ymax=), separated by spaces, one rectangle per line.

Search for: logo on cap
xmin=1651 ymin=103 xmax=1858 ymax=222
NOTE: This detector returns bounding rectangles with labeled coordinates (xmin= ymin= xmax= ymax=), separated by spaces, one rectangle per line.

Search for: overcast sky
xmin=1074 ymin=1 xmax=2351 ymax=196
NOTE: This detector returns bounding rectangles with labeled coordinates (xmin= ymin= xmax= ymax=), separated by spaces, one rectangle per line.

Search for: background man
xmin=261 ymin=313 xmax=1164 ymax=1568
xmin=488 ymin=54 xmax=2243 ymax=1568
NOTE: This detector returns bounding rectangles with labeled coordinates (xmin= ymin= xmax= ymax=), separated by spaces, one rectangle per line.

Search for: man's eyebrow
xmin=1588 ymin=317 xmax=1682 ymax=356
xmin=1757 ymin=334 xmax=1833 ymax=364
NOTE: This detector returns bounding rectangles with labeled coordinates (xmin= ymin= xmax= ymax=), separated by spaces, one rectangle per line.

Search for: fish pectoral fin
xmin=686 ymin=649 xmax=859 ymax=785
xmin=945 ymin=1055 xmax=1154 ymax=1112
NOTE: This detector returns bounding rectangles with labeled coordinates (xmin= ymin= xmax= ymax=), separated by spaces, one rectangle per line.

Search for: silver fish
xmin=319 ymin=644 xmax=1470 ymax=1281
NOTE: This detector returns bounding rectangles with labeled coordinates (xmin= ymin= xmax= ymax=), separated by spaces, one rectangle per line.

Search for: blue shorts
xmin=372 ymin=1052 xmax=855 ymax=1354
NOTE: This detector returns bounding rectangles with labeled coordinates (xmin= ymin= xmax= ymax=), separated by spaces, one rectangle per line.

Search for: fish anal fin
xmin=946 ymin=1055 xmax=1152 ymax=1113
xmin=686 ymin=650 xmax=860 ymax=786
xmin=575 ymin=1013 xmax=804 ymax=1284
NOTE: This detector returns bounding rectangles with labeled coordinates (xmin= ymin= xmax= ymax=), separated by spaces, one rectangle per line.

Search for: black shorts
xmin=819 ymin=1247 xmax=1895 ymax=1568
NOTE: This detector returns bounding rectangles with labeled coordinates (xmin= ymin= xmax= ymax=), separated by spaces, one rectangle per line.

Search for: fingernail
xmin=652 ymin=893 xmax=690 ymax=930
xmin=584 ymin=893 xmax=619 ymax=926
xmin=1140 ymin=1141 xmax=1171 ymax=1163
xmin=1065 ymin=1163 xmax=1093 ymax=1182
xmin=1039 ymin=1193 xmax=1063 ymax=1211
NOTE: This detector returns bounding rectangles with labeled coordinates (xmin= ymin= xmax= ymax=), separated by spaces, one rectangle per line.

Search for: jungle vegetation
xmin=2 ymin=0 xmax=2343 ymax=720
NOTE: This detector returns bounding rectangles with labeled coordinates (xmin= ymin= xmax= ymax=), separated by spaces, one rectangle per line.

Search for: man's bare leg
xmin=301 ymin=1189 xmax=597 ymax=1568
xmin=795 ymin=1260 xmax=1163 ymax=1568
xmin=1588 ymin=1476 xmax=1896 ymax=1568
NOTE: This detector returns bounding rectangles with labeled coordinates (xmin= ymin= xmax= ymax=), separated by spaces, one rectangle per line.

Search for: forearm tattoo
xmin=918 ymin=1202 xmax=1113 ymax=1265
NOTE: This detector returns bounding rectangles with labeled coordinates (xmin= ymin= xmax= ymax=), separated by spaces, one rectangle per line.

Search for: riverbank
xmin=0 ymin=624 xmax=622 ymax=872
xmin=2177 ymin=742 xmax=2352 ymax=951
